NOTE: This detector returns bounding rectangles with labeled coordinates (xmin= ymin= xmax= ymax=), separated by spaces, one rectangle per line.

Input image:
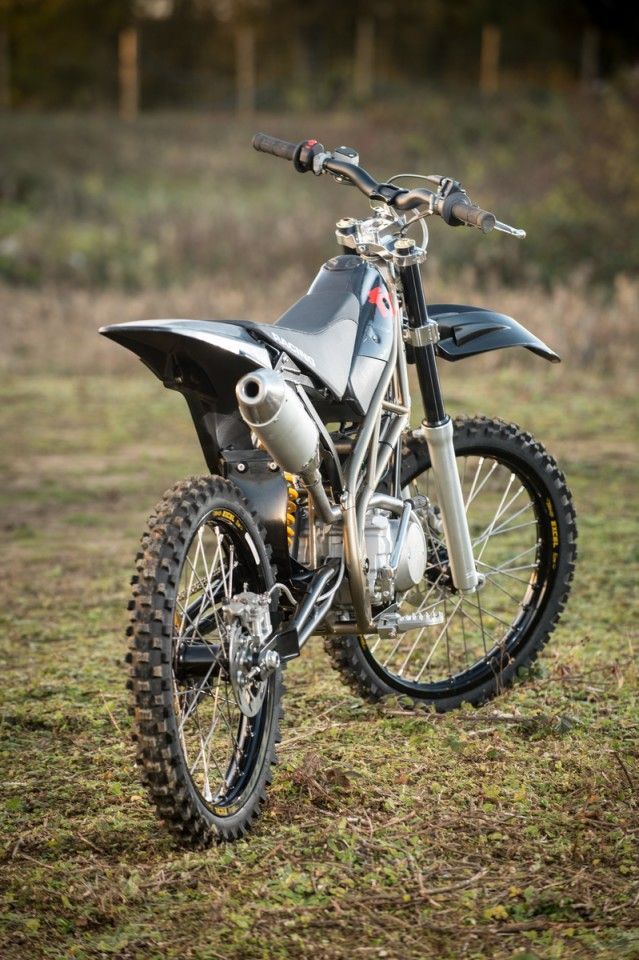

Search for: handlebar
xmin=252 ymin=133 xmax=512 ymax=237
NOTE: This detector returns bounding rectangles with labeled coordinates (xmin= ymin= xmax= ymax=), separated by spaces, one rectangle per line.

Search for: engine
xmin=363 ymin=510 xmax=428 ymax=603
xmin=297 ymin=507 xmax=427 ymax=607
xmin=233 ymin=368 xmax=428 ymax=607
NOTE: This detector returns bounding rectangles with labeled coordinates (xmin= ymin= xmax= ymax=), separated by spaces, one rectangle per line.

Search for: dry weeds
xmin=1 ymin=269 xmax=637 ymax=377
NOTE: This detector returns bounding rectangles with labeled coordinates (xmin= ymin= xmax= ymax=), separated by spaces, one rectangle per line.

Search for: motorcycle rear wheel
xmin=126 ymin=476 xmax=283 ymax=846
xmin=325 ymin=417 xmax=577 ymax=711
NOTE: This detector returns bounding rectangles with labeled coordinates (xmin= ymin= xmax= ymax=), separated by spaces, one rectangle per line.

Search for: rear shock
xmin=283 ymin=472 xmax=299 ymax=549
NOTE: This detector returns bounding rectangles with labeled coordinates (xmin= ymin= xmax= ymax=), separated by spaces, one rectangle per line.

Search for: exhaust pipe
xmin=236 ymin=369 xmax=338 ymax=525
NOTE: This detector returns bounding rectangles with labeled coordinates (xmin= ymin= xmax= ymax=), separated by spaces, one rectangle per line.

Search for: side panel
xmin=346 ymin=263 xmax=394 ymax=415
xmin=429 ymin=304 xmax=560 ymax=363
xmin=224 ymin=450 xmax=291 ymax=579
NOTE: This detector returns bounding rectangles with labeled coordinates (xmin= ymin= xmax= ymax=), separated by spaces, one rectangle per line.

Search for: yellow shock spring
xmin=283 ymin=472 xmax=299 ymax=548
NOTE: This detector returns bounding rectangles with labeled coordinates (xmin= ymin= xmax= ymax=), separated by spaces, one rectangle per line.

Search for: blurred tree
xmin=4 ymin=0 xmax=133 ymax=107
xmin=0 ymin=24 xmax=9 ymax=109
xmin=579 ymin=1 xmax=639 ymax=74
xmin=1 ymin=0 xmax=637 ymax=109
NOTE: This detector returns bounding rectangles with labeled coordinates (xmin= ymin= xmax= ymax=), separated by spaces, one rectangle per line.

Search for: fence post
xmin=354 ymin=16 xmax=374 ymax=101
xmin=581 ymin=27 xmax=599 ymax=87
xmin=119 ymin=26 xmax=139 ymax=120
xmin=0 ymin=29 xmax=9 ymax=111
xmin=479 ymin=23 xmax=501 ymax=95
xmin=235 ymin=24 xmax=256 ymax=116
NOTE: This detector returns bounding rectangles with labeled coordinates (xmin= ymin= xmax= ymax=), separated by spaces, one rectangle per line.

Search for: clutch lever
xmin=494 ymin=220 xmax=526 ymax=239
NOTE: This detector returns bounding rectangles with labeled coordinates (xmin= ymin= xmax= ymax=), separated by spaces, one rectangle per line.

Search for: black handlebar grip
xmin=442 ymin=191 xmax=496 ymax=233
xmin=252 ymin=133 xmax=297 ymax=161
xmin=450 ymin=200 xmax=496 ymax=233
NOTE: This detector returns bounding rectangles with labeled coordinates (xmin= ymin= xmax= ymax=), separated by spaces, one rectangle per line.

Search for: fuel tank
xmin=269 ymin=255 xmax=394 ymax=417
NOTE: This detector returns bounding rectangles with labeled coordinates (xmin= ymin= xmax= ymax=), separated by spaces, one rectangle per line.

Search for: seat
xmin=249 ymin=257 xmax=365 ymax=398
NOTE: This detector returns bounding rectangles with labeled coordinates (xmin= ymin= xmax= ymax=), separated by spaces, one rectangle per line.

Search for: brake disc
xmin=228 ymin=621 xmax=268 ymax=718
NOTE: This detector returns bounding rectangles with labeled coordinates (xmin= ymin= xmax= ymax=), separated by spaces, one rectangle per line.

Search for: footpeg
xmin=375 ymin=609 xmax=444 ymax=637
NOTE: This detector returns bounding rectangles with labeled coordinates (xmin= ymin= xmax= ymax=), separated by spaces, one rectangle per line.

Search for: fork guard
xmin=430 ymin=304 xmax=560 ymax=363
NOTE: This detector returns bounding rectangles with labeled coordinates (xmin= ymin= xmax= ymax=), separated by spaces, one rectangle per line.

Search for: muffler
xmin=236 ymin=369 xmax=337 ymax=524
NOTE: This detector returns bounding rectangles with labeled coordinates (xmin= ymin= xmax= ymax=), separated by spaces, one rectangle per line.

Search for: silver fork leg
xmin=422 ymin=417 xmax=478 ymax=593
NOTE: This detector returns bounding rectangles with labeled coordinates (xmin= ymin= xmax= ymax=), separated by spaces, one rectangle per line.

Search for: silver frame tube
xmin=340 ymin=266 xmax=410 ymax=631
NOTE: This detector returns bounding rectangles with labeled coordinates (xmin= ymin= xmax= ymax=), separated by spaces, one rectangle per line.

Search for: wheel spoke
xmin=173 ymin=522 xmax=246 ymax=803
xmin=476 ymin=558 xmax=537 ymax=586
xmin=365 ymin=444 xmax=551 ymax=689
xmin=413 ymin=596 xmax=464 ymax=680
xmin=484 ymin=573 xmax=527 ymax=605
xmin=462 ymin=592 xmax=519 ymax=631
xmin=474 ymin=472 xmax=517 ymax=563
xmin=473 ymin=510 xmax=536 ymax=547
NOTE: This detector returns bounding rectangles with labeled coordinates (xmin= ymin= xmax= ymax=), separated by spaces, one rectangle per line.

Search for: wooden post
xmin=119 ymin=26 xmax=139 ymax=120
xmin=235 ymin=25 xmax=256 ymax=116
xmin=0 ymin=29 xmax=9 ymax=111
xmin=292 ymin=28 xmax=310 ymax=109
xmin=354 ymin=16 xmax=374 ymax=101
xmin=479 ymin=23 xmax=501 ymax=95
xmin=581 ymin=27 xmax=599 ymax=87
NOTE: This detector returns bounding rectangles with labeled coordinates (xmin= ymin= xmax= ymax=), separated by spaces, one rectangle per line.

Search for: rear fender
xmin=100 ymin=318 xmax=291 ymax=575
xmin=99 ymin=319 xmax=273 ymax=412
xmin=429 ymin=304 xmax=560 ymax=363
xmin=100 ymin=318 xmax=272 ymax=472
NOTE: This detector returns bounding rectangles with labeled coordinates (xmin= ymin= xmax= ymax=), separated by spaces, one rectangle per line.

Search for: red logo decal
xmin=368 ymin=286 xmax=391 ymax=317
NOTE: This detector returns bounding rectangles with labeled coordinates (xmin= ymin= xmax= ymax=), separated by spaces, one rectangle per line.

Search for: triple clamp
xmin=403 ymin=323 xmax=440 ymax=348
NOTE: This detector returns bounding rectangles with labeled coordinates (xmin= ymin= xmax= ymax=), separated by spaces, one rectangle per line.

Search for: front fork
xmin=399 ymin=264 xmax=479 ymax=593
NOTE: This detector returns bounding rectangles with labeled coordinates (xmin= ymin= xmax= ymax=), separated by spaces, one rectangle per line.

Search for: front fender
xmin=429 ymin=304 xmax=560 ymax=363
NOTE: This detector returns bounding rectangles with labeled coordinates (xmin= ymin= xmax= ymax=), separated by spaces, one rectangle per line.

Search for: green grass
xmin=1 ymin=360 xmax=637 ymax=960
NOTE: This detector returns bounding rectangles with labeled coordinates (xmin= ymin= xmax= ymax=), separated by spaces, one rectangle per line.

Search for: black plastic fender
xmin=429 ymin=304 xmax=560 ymax=363
xmin=99 ymin=319 xmax=273 ymax=413
xmin=100 ymin=318 xmax=292 ymax=574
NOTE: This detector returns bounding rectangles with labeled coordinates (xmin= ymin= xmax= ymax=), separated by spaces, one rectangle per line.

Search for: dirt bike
xmin=101 ymin=134 xmax=577 ymax=846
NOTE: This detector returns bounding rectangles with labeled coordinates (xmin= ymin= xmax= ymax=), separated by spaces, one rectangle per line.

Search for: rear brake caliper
xmin=224 ymin=592 xmax=280 ymax=717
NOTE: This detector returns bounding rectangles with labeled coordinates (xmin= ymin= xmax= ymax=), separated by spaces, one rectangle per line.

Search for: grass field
xmin=1 ymin=100 xmax=638 ymax=958
xmin=1 ymin=359 xmax=637 ymax=960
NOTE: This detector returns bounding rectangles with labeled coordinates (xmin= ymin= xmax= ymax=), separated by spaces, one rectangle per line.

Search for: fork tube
xmin=399 ymin=263 xmax=479 ymax=593
xmin=400 ymin=263 xmax=446 ymax=424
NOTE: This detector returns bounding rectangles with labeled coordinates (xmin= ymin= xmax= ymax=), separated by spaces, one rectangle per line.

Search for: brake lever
xmin=494 ymin=220 xmax=526 ymax=239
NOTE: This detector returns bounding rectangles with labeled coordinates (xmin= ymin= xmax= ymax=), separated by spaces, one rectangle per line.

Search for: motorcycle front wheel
xmin=126 ymin=476 xmax=283 ymax=846
xmin=325 ymin=417 xmax=577 ymax=711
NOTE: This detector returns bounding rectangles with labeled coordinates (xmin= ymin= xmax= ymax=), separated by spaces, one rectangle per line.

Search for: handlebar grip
xmin=442 ymin=191 xmax=496 ymax=233
xmin=252 ymin=133 xmax=297 ymax=161
xmin=450 ymin=200 xmax=496 ymax=233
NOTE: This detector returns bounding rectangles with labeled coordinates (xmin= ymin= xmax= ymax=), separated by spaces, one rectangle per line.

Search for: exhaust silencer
xmin=236 ymin=368 xmax=319 ymax=475
xmin=236 ymin=369 xmax=337 ymax=524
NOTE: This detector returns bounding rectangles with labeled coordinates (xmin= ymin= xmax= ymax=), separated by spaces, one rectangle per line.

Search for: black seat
xmin=249 ymin=256 xmax=365 ymax=398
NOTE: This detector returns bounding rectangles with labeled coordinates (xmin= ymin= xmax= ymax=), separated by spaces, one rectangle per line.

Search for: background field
xmin=1 ymin=96 xmax=638 ymax=959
